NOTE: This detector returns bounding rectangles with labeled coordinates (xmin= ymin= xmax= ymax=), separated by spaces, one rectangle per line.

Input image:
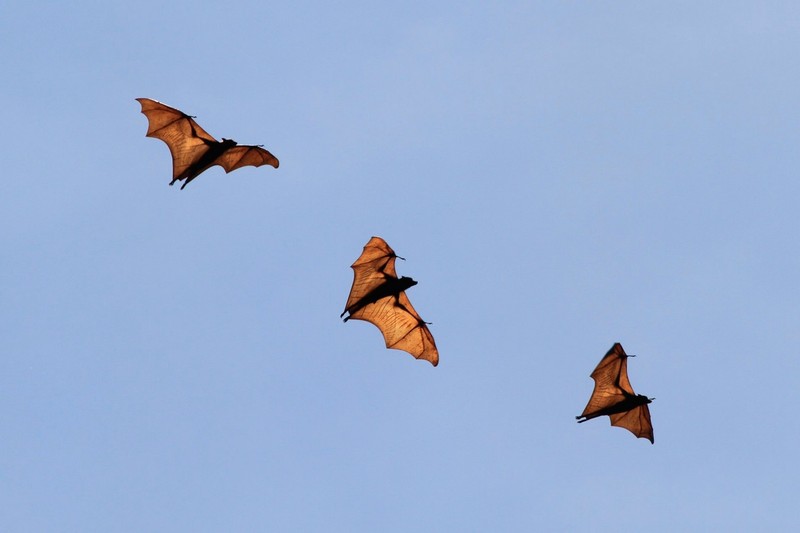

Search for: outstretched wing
xmin=609 ymin=403 xmax=654 ymax=443
xmin=343 ymin=236 xmax=400 ymax=313
xmin=136 ymin=98 xmax=217 ymax=180
xmin=348 ymin=290 xmax=438 ymax=366
xmin=580 ymin=343 xmax=634 ymax=416
xmin=215 ymin=145 xmax=280 ymax=173
xmin=342 ymin=236 xmax=438 ymax=366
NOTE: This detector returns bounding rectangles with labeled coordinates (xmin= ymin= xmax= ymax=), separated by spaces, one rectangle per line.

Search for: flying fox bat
xmin=136 ymin=98 xmax=278 ymax=189
xmin=341 ymin=236 xmax=438 ymax=366
xmin=577 ymin=343 xmax=654 ymax=443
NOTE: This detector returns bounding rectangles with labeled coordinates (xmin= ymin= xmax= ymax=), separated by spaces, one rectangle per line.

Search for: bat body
xmin=341 ymin=236 xmax=438 ymax=366
xmin=136 ymin=98 xmax=278 ymax=189
xmin=576 ymin=343 xmax=654 ymax=443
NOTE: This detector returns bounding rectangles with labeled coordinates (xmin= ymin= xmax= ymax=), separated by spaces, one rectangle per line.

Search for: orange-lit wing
xmin=609 ymin=403 xmax=654 ymax=443
xmin=136 ymin=98 xmax=216 ymax=180
xmin=215 ymin=145 xmax=279 ymax=172
xmin=343 ymin=236 xmax=399 ymax=313
xmin=580 ymin=343 xmax=631 ymax=417
xmin=348 ymin=290 xmax=438 ymax=366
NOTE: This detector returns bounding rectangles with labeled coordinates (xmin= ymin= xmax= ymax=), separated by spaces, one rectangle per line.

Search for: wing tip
xmin=410 ymin=351 xmax=439 ymax=367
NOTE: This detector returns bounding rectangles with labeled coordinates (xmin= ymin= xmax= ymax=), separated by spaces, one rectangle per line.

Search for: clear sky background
xmin=2 ymin=1 xmax=799 ymax=531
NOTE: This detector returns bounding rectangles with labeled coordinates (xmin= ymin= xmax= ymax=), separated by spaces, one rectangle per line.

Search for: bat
xmin=136 ymin=98 xmax=279 ymax=189
xmin=341 ymin=236 xmax=438 ymax=366
xmin=576 ymin=343 xmax=654 ymax=443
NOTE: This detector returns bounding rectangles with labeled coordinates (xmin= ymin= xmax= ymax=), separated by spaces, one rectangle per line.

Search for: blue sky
xmin=2 ymin=1 xmax=799 ymax=531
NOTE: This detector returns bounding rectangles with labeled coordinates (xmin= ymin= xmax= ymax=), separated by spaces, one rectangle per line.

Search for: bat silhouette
xmin=341 ymin=236 xmax=438 ymax=366
xmin=136 ymin=98 xmax=279 ymax=189
xmin=576 ymin=343 xmax=654 ymax=443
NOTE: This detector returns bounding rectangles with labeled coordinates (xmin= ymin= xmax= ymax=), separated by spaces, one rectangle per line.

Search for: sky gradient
xmin=2 ymin=2 xmax=799 ymax=531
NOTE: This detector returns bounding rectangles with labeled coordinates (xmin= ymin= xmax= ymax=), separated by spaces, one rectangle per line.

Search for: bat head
xmin=220 ymin=138 xmax=238 ymax=147
xmin=398 ymin=276 xmax=418 ymax=291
